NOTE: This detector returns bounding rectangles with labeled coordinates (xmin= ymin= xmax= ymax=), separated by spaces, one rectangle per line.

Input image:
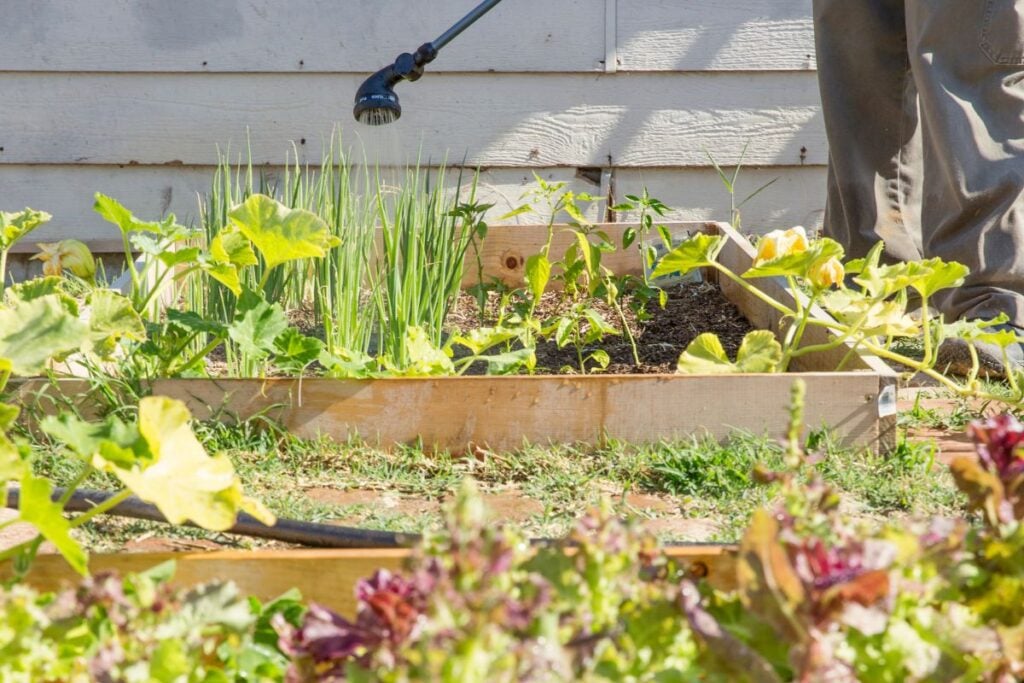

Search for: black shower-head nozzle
xmin=353 ymin=0 xmax=505 ymax=126
xmin=353 ymin=44 xmax=437 ymax=126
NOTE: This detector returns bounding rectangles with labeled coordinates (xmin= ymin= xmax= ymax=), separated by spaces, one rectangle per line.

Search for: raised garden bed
xmin=14 ymin=222 xmax=898 ymax=452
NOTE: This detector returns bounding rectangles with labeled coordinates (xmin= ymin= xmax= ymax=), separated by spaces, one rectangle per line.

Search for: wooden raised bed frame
xmin=14 ymin=221 xmax=898 ymax=452
xmin=2 ymin=546 xmax=738 ymax=617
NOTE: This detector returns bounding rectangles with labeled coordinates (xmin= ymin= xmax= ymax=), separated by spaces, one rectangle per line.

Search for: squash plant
xmin=0 ymin=288 xmax=273 ymax=580
xmin=0 ymin=208 xmax=52 ymax=294
xmin=656 ymin=227 xmax=1024 ymax=403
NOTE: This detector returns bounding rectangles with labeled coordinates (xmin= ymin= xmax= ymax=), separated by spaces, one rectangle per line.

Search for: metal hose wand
xmin=353 ymin=0 xmax=505 ymax=126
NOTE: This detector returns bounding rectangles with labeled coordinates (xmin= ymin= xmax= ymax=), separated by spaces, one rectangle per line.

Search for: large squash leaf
xmin=651 ymin=233 xmax=726 ymax=280
xmin=228 ymin=291 xmax=288 ymax=359
xmin=94 ymin=193 xmax=180 ymax=236
xmin=228 ymin=194 xmax=339 ymax=271
xmin=676 ymin=331 xmax=782 ymax=374
xmin=87 ymin=289 xmax=146 ymax=356
xmin=95 ymin=397 xmax=276 ymax=531
xmin=0 ymin=294 xmax=90 ymax=375
xmin=0 ymin=208 xmax=52 ymax=251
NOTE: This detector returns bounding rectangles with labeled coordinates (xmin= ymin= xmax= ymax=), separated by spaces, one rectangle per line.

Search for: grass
xmin=26 ymin=411 xmax=967 ymax=551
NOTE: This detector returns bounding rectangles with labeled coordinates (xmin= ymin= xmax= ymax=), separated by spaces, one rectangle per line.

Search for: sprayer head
xmin=354 ymin=66 xmax=403 ymax=126
xmin=353 ymin=45 xmax=437 ymax=126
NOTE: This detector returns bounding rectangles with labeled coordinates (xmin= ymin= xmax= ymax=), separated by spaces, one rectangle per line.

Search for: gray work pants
xmin=814 ymin=0 xmax=1024 ymax=325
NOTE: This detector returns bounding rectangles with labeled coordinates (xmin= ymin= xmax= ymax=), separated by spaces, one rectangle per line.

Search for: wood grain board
xmin=0 ymin=0 xmax=813 ymax=74
xmin=0 ymin=2 xmax=824 ymax=242
xmin=1 ymin=546 xmax=738 ymax=615
xmin=617 ymin=0 xmax=816 ymax=72
xmin=0 ymin=72 xmax=825 ymax=168
xmin=2 ymin=165 xmax=826 ymax=249
xmin=149 ymin=372 xmax=886 ymax=452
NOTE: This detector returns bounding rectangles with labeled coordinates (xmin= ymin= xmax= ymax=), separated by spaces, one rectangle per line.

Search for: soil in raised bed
xmin=204 ymin=281 xmax=754 ymax=377
xmin=447 ymin=281 xmax=755 ymax=375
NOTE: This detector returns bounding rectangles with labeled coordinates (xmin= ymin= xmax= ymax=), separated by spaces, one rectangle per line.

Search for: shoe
xmin=935 ymin=323 xmax=1024 ymax=378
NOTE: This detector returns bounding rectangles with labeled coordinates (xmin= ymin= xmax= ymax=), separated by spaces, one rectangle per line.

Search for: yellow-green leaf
xmin=228 ymin=195 xmax=339 ymax=271
xmin=211 ymin=231 xmax=259 ymax=268
xmin=87 ymin=289 xmax=146 ymax=356
xmin=18 ymin=472 xmax=88 ymax=575
xmin=651 ymin=233 xmax=726 ymax=280
xmin=525 ymin=253 xmax=551 ymax=301
xmin=676 ymin=332 xmax=782 ymax=374
xmin=821 ymin=290 xmax=921 ymax=338
xmin=676 ymin=333 xmax=734 ymax=374
xmin=397 ymin=326 xmax=454 ymax=377
xmin=0 ymin=208 xmax=52 ymax=251
xmin=735 ymin=331 xmax=784 ymax=373
xmin=97 ymin=397 xmax=276 ymax=531
xmin=0 ymin=295 xmax=90 ymax=375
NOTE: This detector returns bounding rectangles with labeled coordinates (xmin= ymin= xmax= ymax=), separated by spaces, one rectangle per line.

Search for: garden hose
xmin=4 ymin=487 xmax=729 ymax=551
xmin=4 ymin=487 xmax=419 ymax=549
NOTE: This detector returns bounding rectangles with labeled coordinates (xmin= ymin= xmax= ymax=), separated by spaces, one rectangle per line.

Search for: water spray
xmin=353 ymin=0 xmax=505 ymax=126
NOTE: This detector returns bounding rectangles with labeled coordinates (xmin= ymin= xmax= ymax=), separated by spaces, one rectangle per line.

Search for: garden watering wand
xmin=353 ymin=0 xmax=505 ymax=126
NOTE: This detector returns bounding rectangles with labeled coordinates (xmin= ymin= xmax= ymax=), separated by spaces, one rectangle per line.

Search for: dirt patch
xmin=306 ymin=487 xmax=440 ymax=520
xmin=450 ymin=281 xmax=755 ymax=375
xmin=643 ymin=517 xmax=721 ymax=543
xmin=623 ymin=493 xmax=679 ymax=515
xmin=908 ymin=428 xmax=976 ymax=465
xmin=480 ymin=491 xmax=545 ymax=522
xmin=440 ymin=488 xmax=546 ymax=524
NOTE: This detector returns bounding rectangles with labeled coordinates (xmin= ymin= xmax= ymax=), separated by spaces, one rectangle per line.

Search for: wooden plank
xmin=0 ymin=0 xmax=605 ymax=74
xmin=1 ymin=1 xmax=814 ymax=74
xmin=0 ymin=546 xmax=738 ymax=613
xmin=618 ymin=0 xmax=816 ymax=72
xmin=149 ymin=372 xmax=886 ymax=452
xmin=1 ymin=165 xmax=826 ymax=248
xmin=0 ymin=72 xmax=826 ymax=167
xmin=613 ymin=166 xmax=826 ymax=234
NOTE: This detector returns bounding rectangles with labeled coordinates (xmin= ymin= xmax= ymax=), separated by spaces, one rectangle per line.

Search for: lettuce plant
xmin=0 ymin=562 xmax=297 ymax=681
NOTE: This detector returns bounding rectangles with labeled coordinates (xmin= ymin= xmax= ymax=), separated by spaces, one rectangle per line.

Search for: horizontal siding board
xmin=614 ymin=167 xmax=826 ymax=232
xmin=0 ymin=1 xmax=813 ymax=74
xmin=1 ymin=165 xmax=602 ymax=247
xmin=1 ymin=0 xmax=604 ymax=74
xmin=0 ymin=72 xmax=826 ymax=167
xmin=618 ymin=0 xmax=816 ymax=72
xmin=1 ymin=165 xmax=824 ymax=247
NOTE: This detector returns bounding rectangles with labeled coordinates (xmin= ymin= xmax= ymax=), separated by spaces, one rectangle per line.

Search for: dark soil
xmin=203 ymin=281 xmax=755 ymax=377
xmin=448 ymin=282 xmax=755 ymax=375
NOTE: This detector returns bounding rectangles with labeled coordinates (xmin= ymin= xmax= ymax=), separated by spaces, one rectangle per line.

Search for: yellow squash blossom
xmin=755 ymin=226 xmax=809 ymax=265
xmin=32 ymin=239 xmax=96 ymax=280
xmin=808 ymin=256 xmax=845 ymax=289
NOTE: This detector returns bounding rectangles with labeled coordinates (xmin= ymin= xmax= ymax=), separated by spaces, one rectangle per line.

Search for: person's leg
xmin=906 ymin=0 xmax=1024 ymax=326
xmin=813 ymin=0 xmax=923 ymax=262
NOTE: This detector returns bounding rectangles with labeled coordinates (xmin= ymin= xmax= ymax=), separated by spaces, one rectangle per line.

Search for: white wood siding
xmin=0 ymin=0 xmax=823 ymax=247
